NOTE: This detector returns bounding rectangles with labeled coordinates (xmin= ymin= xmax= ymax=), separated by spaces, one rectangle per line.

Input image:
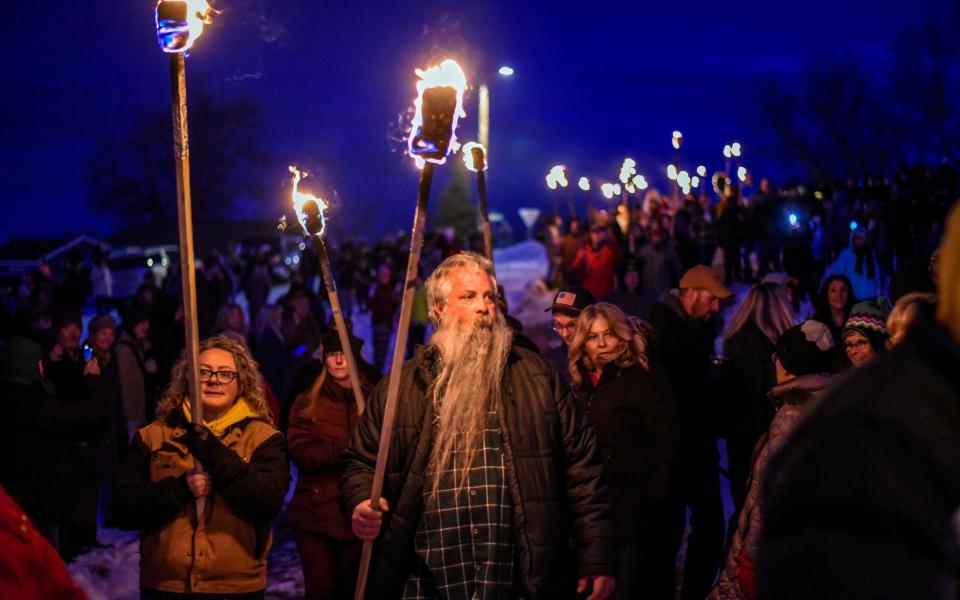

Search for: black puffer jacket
xmin=340 ymin=346 xmax=618 ymax=599
xmin=758 ymin=314 xmax=960 ymax=598
xmin=573 ymin=361 xmax=682 ymax=543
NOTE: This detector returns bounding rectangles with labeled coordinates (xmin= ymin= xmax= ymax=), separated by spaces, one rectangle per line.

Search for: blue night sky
xmin=0 ymin=1 xmax=945 ymax=246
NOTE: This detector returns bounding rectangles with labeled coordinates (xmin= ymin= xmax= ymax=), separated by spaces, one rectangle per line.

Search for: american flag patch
xmin=555 ymin=292 xmax=576 ymax=306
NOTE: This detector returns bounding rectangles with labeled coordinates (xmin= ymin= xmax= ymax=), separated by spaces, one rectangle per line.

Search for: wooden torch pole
xmin=471 ymin=146 xmax=495 ymax=271
xmin=353 ymin=162 xmax=435 ymax=600
xmin=169 ymin=53 xmax=205 ymax=518
xmin=311 ymin=236 xmax=366 ymax=414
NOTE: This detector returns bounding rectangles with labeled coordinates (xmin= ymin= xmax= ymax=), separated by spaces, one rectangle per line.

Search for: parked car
xmin=107 ymin=245 xmax=178 ymax=298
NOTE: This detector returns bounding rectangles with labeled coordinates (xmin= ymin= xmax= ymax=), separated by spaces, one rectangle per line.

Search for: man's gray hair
xmin=425 ymin=251 xmax=497 ymax=325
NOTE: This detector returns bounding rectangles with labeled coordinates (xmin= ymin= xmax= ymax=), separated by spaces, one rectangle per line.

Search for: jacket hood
xmin=662 ymin=289 xmax=690 ymax=321
xmin=769 ymin=373 xmax=832 ymax=408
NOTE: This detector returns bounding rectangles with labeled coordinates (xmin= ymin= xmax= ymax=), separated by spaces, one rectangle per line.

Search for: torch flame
xmin=155 ymin=0 xmax=219 ymax=54
xmin=408 ymin=59 xmax=467 ymax=169
xmin=462 ymin=142 xmax=487 ymax=172
xmin=289 ymin=166 xmax=328 ymax=238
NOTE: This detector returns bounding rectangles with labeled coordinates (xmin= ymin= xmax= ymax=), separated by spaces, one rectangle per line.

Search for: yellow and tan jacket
xmin=113 ymin=415 xmax=288 ymax=595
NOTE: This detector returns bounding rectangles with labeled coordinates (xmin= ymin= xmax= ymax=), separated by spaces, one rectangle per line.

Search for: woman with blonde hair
xmin=886 ymin=292 xmax=936 ymax=347
xmin=722 ymin=282 xmax=796 ymax=516
xmin=286 ymin=328 xmax=373 ymax=599
xmin=568 ymin=302 xmax=682 ymax=600
xmin=113 ymin=334 xmax=289 ymax=599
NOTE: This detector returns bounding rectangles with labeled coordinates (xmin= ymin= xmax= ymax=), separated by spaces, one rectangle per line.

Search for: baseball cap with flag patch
xmin=545 ymin=286 xmax=596 ymax=316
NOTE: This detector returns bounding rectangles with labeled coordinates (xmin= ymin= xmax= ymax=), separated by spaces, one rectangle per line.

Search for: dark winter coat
xmin=339 ymin=346 xmax=618 ymax=599
xmin=287 ymin=372 xmax=371 ymax=538
xmin=649 ymin=292 xmax=722 ymax=460
xmin=709 ymin=373 xmax=831 ymax=600
xmin=573 ymin=361 xmax=682 ymax=543
xmin=757 ymin=314 xmax=960 ymax=598
xmin=723 ymin=322 xmax=778 ymax=504
xmin=0 ymin=379 xmax=106 ymax=526
xmin=113 ymin=414 xmax=289 ymax=595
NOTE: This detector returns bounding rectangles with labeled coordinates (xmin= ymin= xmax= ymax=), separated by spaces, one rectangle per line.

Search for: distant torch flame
xmin=408 ymin=59 xmax=467 ymax=169
xmin=289 ymin=166 xmax=328 ymax=238
xmin=546 ymin=165 xmax=568 ymax=189
xmin=462 ymin=142 xmax=487 ymax=172
xmin=155 ymin=0 xmax=218 ymax=53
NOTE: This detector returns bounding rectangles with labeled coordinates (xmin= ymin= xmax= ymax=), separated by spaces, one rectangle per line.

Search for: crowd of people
xmin=0 ymin=163 xmax=957 ymax=599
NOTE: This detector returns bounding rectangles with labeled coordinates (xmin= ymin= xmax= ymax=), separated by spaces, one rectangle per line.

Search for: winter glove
xmin=182 ymin=422 xmax=248 ymax=485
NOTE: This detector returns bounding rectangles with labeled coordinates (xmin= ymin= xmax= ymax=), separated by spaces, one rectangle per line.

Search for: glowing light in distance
xmin=498 ymin=66 xmax=515 ymax=76
xmin=737 ymin=166 xmax=748 ymax=182
xmin=849 ymin=220 xmax=859 ymax=231
xmin=546 ymin=165 xmax=568 ymax=189
xmin=723 ymin=144 xmax=732 ymax=158
xmin=731 ymin=142 xmax=742 ymax=157
xmin=578 ymin=177 xmax=590 ymax=191
xmin=601 ymin=183 xmax=616 ymax=199
xmin=697 ymin=165 xmax=707 ymax=177
xmin=672 ymin=130 xmax=683 ymax=150
xmin=788 ymin=213 xmax=798 ymax=226
xmin=691 ymin=176 xmax=700 ymax=188
xmin=667 ymin=164 xmax=678 ymax=180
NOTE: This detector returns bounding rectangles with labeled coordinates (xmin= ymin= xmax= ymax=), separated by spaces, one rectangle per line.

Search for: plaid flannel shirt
xmin=402 ymin=411 xmax=516 ymax=600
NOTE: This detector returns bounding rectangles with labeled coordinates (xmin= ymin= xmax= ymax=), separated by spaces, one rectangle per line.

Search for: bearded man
xmin=340 ymin=252 xmax=617 ymax=600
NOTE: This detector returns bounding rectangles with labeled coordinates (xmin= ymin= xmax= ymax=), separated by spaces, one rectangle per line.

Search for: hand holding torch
xmin=155 ymin=0 xmax=218 ymax=520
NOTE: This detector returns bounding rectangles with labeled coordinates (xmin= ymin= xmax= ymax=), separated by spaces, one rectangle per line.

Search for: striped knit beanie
xmin=843 ymin=298 xmax=891 ymax=348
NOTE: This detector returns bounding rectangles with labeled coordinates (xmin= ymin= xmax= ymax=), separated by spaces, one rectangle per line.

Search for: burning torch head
xmin=155 ymin=0 xmax=217 ymax=53
xmin=408 ymin=60 xmax=467 ymax=167
xmin=289 ymin=166 xmax=327 ymax=237
xmin=462 ymin=142 xmax=487 ymax=172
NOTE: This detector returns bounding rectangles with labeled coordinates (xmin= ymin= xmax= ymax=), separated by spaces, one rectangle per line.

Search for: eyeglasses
xmin=199 ymin=368 xmax=238 ymax=383
xmin=552 ymin=323 xmax=577 ymax=334
xmin=845 ymin=340 xmax=870 ymax=351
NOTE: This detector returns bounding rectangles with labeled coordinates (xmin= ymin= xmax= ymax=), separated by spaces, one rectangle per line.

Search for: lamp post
xmin=477 ymin=65 xmax=514 ymax=155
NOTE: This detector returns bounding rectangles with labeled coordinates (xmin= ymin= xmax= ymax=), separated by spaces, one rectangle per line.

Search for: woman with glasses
xmin=841 ymin=299 xmax=891 ymax=368
xmin=568 ymin=302 xmax=682 ymax=600
xmin=113 ymin=334 xmax=289 ymax=599
xmin=286 ymin=328 xmax=372 ymax=599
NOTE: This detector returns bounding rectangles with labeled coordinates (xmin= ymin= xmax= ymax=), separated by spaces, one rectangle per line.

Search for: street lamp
xmin=477 ymin=65 xmax=514 ymax=152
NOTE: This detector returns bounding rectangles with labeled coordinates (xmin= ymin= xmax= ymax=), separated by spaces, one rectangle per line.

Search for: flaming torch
xmin=288 ymin=166 xmax=366 ymax=415
xmin=462 ymin=142 xmax=494 ymax=269
xmin=354 ymin=58 xmax=467 ymax=600
xmin=154 ymin=0 xmax=218 ymax=503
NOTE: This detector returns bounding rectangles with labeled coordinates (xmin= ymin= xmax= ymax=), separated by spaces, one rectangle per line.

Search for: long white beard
xmin=427 ymin=312 xmax=513 ymax=499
